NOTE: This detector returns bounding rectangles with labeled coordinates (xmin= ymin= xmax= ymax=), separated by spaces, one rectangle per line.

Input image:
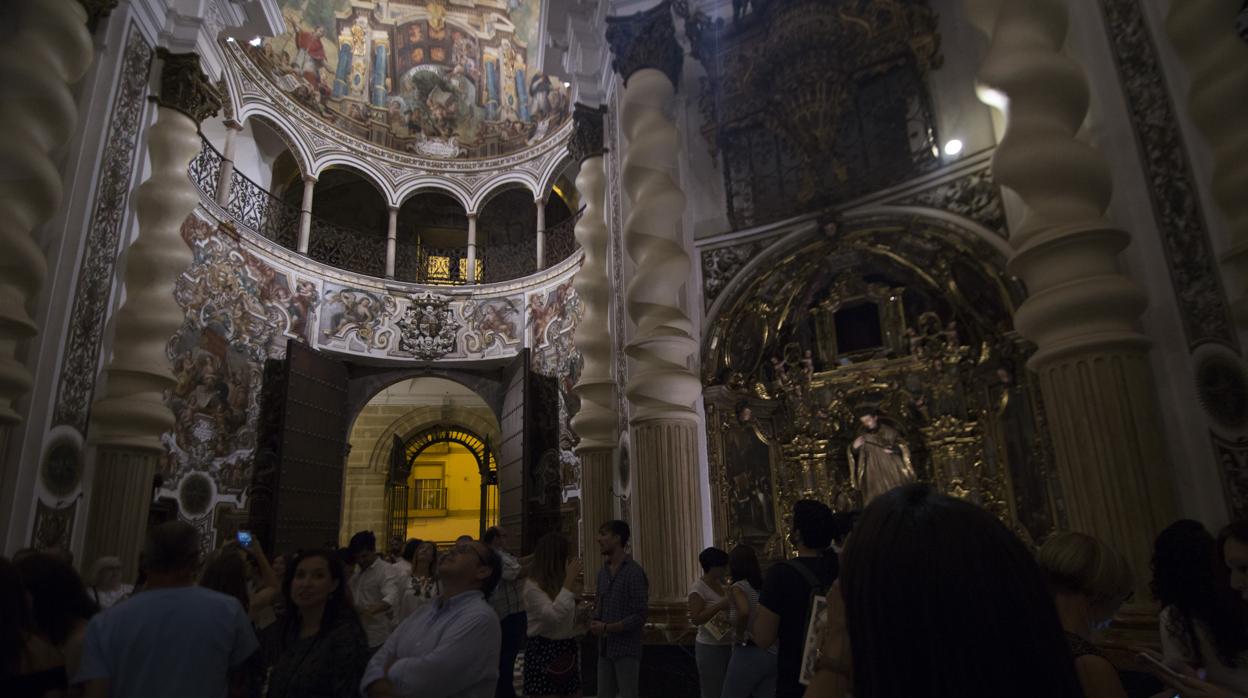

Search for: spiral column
xmin=967 ymin=0 xmax=1175 ymax=599
xmin=82 ymin=50 xmax=221 ymax=578
xmin=0 ymin=0 xmax=93 ymax=429
xmin=1165 ymin=1 xmax=1248 ymax=330
xmin=606 ymin=1 xmax=703 ymax=603
xmin=569 ymin=104 xmax=617 ymax=593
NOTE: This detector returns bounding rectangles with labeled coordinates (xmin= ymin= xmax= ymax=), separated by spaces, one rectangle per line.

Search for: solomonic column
xmin=966 ymin=0 xmax=1175 ymax=599
xmin=568 ymin=104 xmax=616 ymax=593
xmin=82 ymin=50 xmax=221 ymax=578
xmin=1165 ymin=2 xmax=1248 ymax=330
xmin=606 ymin=1 xmax=704 ymax=603
xmin=0 ymin=0 xmax=94 ymax=429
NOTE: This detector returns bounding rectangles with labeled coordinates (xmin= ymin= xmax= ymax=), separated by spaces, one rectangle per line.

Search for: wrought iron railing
xmin=189 ymin=136 xmax=581 ymax=283
xmin=545 ymin=207 xmax=584 ymax=268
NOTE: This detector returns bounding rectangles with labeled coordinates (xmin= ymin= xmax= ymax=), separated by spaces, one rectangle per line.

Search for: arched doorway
xmin=386 ymin=425 xmax=499 ymax=545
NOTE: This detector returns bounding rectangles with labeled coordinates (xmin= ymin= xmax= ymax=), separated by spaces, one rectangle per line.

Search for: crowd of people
xmin=3 ymin=485 xmax=1248 ymax=698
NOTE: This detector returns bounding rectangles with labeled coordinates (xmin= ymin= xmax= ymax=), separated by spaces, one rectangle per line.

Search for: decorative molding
xmin=1195 ymin=353 xmax=1248 ymax=431
xmin=40 ymin=438 xmax=82 ymax=499
xmin=889 ymin=166 xmax=1007 ymax=238
xmin=155 ymin=48 xmax=221 ymax=124
xmin=54 ymin=26 xmax=153 ymax=434
xmin=1214 ymin=431 xmax=1248 ymax=520
xmin=605 ymin=1 xmax=684 ymax=87
xmin=1099 ymin=0 xmax=1238 ymax=352
xmin=700 ymin=238 xmax=771 ymax=311
xmin=569 ymin=103 xmax=608 ymax=165
xmin=31 ymin=500 xmax=77 ymax=551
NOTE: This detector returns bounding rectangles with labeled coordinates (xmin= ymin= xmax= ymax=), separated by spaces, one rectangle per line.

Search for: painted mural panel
xmin=527 ymin=280 xmax=584 ymax=505
xmin=248 ymin=0 xmax=571 ymax=158
xmin=161 ymin=207 xmax=581 ymax=546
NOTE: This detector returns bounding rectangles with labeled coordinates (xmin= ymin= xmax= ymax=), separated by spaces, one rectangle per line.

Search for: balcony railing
xmin=410 ymin=480 xmax=447 ymax=513
xmin=188 ymin=136 xmax=582 ymax=283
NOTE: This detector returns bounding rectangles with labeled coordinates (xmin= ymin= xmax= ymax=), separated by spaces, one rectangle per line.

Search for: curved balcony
xmin=189 ymin=137 xmax=582 ymax=285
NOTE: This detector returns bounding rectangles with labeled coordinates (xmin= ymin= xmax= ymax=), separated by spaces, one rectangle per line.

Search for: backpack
xmin=785 ymin=557 xmax=831 ymax=686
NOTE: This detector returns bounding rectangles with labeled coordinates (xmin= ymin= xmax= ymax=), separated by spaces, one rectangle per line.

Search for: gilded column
xmin=967 ymin=0 xmax=1175 ymax=598
xmin=606 ymin=1 xmax=704 ymax=603
xmin=296 ymin=175 xmax=315 ymax=254
xmin=385 ymin=205 xmax=398 ymax=279
xmin=82 ymin=50 xmax=220 ymax=578
xmin=569 ymin=104 xmax=616 ymax=593
xmin=215 ymin=120 xmax=242 ymax=207
xmin=0 ymin=0 xmax=93 ymax=426
xmin=1164 ymin=2 xmax=1248 ymax=329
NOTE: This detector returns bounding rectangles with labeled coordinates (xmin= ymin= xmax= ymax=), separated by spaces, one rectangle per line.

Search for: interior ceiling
xmin=242 ymin=0 xmax=571 ymax=159
xmin=368 ymin=376 xmax=488 ymax=407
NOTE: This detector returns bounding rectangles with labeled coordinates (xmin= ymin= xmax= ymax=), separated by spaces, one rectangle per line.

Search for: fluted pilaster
xmin=0 ymin=0 xmax=93 ymax=425
xmin=83 ymin=50 xmax=218 ymax=572
xmin=569 ymin=104 xmax=617 ymax=591
xmin=607 ymin=1 xmax=703 ymax=602
xmin=1165 ymin=1 xmax=1248 ymax=329
xmin=969 ymin=0 xmax=1174 ymax=598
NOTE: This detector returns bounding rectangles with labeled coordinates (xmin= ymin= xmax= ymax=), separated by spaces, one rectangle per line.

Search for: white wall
xmin=200 ymin=115 xmax=290 ymax=193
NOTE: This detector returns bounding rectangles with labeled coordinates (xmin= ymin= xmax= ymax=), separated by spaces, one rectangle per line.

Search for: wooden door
xmin=249 ymin=340 xmax=350 ymax=555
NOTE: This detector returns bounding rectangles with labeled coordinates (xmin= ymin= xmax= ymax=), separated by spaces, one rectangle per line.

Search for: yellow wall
xmin=404 ymin=441 xmax=494 ymax=543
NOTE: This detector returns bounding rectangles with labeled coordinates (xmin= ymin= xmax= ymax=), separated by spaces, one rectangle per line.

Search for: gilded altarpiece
xmin=704 ymin=218 xmax=1063 ymax=561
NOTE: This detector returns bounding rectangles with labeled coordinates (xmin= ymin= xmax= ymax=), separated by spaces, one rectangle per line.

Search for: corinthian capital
xmin=155 ymin=48 xmax=221 ymax=124
xmin=605 ymin=1 xmax=683 ymax=87
xmin=569 ymin=103 xmax=608 ymax=165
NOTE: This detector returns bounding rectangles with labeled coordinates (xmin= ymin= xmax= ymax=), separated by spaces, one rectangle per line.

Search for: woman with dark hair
xmin=266 ymin=550 xmax=369 ymax=698
xmin=522 ymin=532 xmax=584 ymax=698
xmin=15 ymin=553 xmax=98 ymax=683
xmin=805 ymin=483 xmax=1082 ymax=698
xmin=690 ymin=546 xmax=733 ymax=698
xmin=394 ymin=540 xmax=440 ymax=627
xmin=1151 ymin=519 xmax=1248 ymax=696
xmin=1219 ymin=520 xmax=1248 ymax=602
xmin=722 ymin=545 xmax=775 ymax=698
xmin=0 ymin=556 xmax=66 ymax=697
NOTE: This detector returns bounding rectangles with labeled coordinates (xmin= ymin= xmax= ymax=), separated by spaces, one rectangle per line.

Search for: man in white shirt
xmin=348 ymin=530 xmax=403 ymax=652
xmin=362 ymin=539 xmax=503 ymax=698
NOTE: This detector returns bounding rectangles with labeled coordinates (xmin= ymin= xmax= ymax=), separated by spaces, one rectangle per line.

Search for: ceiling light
xmin=249 ymin=36 xmax=263 ymax=47
xmin=563 ymin=81 xmax=571 ymax=88
xmin=943 ymin=139 xmax=964 ymax=156
xmin=226 ymin=36 xmax=236 ymax=43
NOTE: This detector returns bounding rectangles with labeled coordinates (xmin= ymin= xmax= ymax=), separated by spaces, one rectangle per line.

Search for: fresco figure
xmin=292 ymin=24 xmax=327 ymax=88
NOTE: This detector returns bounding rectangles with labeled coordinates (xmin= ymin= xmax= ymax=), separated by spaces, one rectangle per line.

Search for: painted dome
xmin=240 ymin=0 xmax=571 ymax=160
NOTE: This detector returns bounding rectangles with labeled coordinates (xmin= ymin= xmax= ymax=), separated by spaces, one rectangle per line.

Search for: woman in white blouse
xmin=523 ymin=532 xmax=585 ymax=698
xmin=394 ymin=540 xmax=440 ymax=628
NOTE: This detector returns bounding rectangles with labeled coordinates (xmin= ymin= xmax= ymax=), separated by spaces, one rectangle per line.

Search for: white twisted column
xmin=83 ymin=50 xmax=220 ymax=578
xmin=607 ymin=1 xmax=703 ymax=603
xmin=568 ymin=105 xmax=617 ymax=593
xmin=0 ymin=0 xmax=93 ymax=427
xmin=969 ymin=0 xmax=1175 ymax=599
xmin=1165 ymin=2 xmax=1248 ymax=330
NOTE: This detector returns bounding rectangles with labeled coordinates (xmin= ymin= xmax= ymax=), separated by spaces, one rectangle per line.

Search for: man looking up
xmin=362 ymin=539 xmax=503 ymax=698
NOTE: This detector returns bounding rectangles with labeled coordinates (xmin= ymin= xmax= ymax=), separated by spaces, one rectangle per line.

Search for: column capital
xmin=223 ymin=119 xmax=244 ymax=132
xmin=605 ymin=0 xmax=683 ymax=88
xmin=569 ymin=103 xmax=608 ymax=164
xmin=76 ymin=0 xmax=118 ymax=32
xmin=302 ymin=173 xmax=318 ymax=184
xmin=154 ymin=48 xmax=221 ymax=125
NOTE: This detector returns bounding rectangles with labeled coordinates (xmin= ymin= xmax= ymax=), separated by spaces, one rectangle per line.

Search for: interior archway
xmin=340 ymin=376 xmax=500 ymax=546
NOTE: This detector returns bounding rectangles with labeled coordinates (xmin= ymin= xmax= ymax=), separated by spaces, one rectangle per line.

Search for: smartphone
xmin=236 ymin=530 xmax=253 ymax=547
xmin=1138 ymin=651 xmax=1185 ymax=681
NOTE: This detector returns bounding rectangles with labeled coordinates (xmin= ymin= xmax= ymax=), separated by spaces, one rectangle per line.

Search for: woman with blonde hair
xmin=1037 ymin=531 xmax=1134 ymax=698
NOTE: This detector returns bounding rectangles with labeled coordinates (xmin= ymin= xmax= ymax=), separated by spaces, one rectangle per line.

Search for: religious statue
xmin=849 ymin=411 xmax=916 ymax=505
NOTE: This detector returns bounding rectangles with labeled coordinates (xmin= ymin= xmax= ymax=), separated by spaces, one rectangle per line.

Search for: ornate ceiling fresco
xmin=244 ymin=0 xmax=570 ymax=159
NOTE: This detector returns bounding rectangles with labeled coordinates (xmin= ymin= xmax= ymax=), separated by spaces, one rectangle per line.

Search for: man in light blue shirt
xmin=362 ymin=539 xmax=502 ymax=698
xmin=77 ymin=521 xmax=258 ymax=698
